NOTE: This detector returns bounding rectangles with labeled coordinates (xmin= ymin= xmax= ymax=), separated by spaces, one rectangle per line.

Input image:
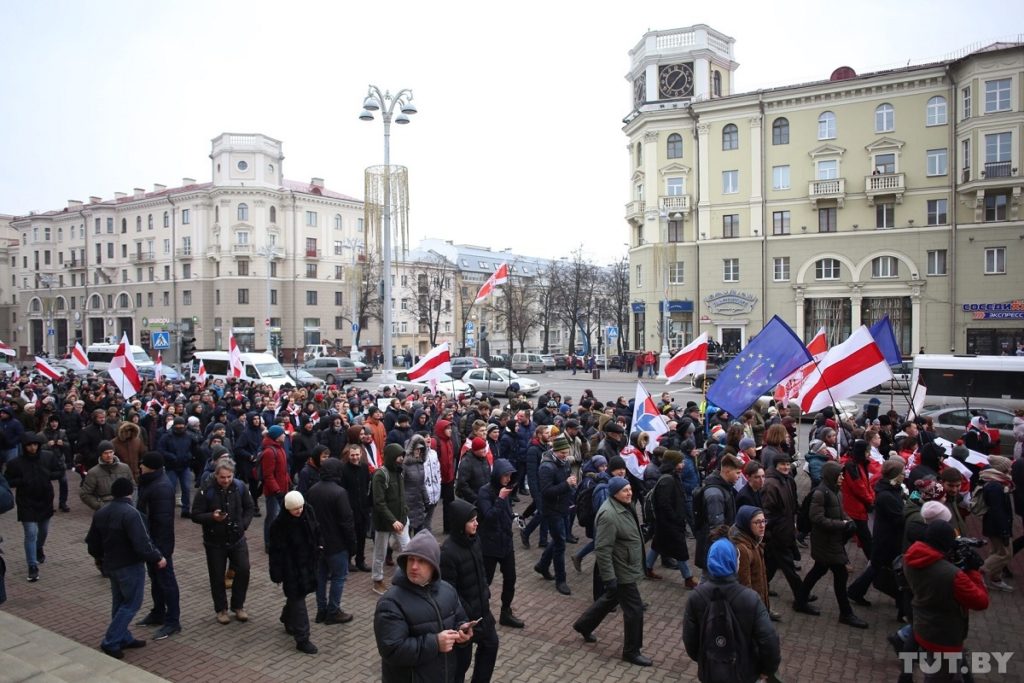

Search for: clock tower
xmin=626 ymin=24 xmax=738 ymax=110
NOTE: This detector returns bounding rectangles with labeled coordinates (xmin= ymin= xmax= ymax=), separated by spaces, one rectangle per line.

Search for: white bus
xmin=192 ymin=351 xmax=291 ymax=390
xmin=86 ymin=343 xmax=154 ymax=371
xmin=911 ymin=354 xmax=1024 ymax=410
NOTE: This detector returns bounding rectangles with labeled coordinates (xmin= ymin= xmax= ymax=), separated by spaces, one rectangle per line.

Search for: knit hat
xmin=738 ymin=437 xmax=756 ymax=451
xmin=590 ymin=455 xmax=608 ymax=470
xmin=97 ymin=440 xmax=115 ymax=454
xmin=923 ymin=519 xmax=956 ymax=554
xmin=607 ymin=455 xmax=627 ymax=473
xmin=921 ymin=500 xmax=952 ymax=523
xmin=559 ymin=404 xmax=571 ymax=414
xmin=662 ymin=450 xmax=683 ymax=468
xmin=988 ymin=455 xmax=1011 ymax=474
xmin=808 ymin=439 xmax=825 ymax=454
xmin=707 ymin=538 xmax=738 ymax=577
xmin=471 ymin=437 xmax=487 ymax=452
xmin=710 ymin=424 xmax=726 ymax=442
xmin=284 ymin=490 xmax=305 ymax=511
xmin=141 ymin=452 xmax=165 ymax=470
xmin=882 ymin=456 xmax=904 ymax=481
xmin=396 ymin=529 xmax=442 ymax=580
xmin=914 ymin=477 xmax=945 ymax=502
xmin=187 ymin=416 xmax=201 ymax=426
xmin=111 ymin=477 xmax=134 ymax=499
xmin=486 ymin=423 xmax=500 ymax=435
xmin=319 ymin=458 xmax=344 ymax=482
xmin=551 ymin=434 xmax=571 ymax=452
xmin=951 ymin=444 xmax=970 ymax=462
xmin=267 ymin=425 xmax=285 ymax=440
xmin=604 ymin=422 xmax=625 ymax=435
xmin=607 ymin=476 xmax=630 ymax=498
xmin=735 ymin=505 xmax=763 ymax=535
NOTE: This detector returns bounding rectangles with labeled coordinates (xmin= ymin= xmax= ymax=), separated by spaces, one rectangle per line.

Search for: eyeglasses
xmin=751 ymin=519 xmax=767 ymax=525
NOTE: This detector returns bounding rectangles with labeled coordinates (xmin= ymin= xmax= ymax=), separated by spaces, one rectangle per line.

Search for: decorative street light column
xmin=359 ymin=85 xmax=418 ymax=378
xmin=255 ymin=244 xmax=280 ymax=354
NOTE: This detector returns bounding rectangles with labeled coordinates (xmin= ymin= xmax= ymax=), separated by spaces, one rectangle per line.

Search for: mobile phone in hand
xmin=460 ymin=617 xmax=483 ymax=632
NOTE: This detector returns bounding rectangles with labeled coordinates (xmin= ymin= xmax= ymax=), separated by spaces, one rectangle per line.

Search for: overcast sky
xmin=0 ymin=0 xmax=1016 ymax=264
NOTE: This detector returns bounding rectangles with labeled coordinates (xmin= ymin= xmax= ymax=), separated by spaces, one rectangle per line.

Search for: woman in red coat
xmin=841 ymin=439 xmax=875 ymax=562
xmin=261 ymin=424 xmax=292 ymax=551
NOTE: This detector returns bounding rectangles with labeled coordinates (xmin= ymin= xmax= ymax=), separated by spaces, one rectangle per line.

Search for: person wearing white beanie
xmin=268 ymin=489 xmax=323 ymax=654
xmin=920 ymin=500 xmax=951 ymax=524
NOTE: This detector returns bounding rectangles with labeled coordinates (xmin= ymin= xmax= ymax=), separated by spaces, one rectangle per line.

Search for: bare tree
xmin=488 ymin=263 xmax=538 ymax=355
xmin=351 ymin=252 xmax=382 ymax=348
xmin=405 ymin=253 xmax=456 ymax=347
xmin=604 ymin=257 xmax=630 ymax=356
xmin=536 ymin=260 xmax=561 ymax=353
xmin=551 ymin=247 xmax=598 ymax=356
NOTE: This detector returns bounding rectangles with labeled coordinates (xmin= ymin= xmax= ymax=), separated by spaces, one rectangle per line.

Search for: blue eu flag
xmin=869 ymin=315 xmax=903 ymax=366
xmin=706 ymin=316 xmax=812 ymax=417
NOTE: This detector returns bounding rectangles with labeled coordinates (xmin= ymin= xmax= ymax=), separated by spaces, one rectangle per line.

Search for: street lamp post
xmin=255 ymin=244 xmax=280 ymax=354
xmin=341 ymin=238 xmax=365 ymax=360
xmin=39 ymin=274 xmax=57 ymax=357
xmin=359 ymin=85 xmax=417 ymax=378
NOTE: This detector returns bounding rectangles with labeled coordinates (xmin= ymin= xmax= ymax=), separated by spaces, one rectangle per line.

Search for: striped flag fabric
xmin=229 ymin=333 xmax=244 ymax=378
xmin=797 ymin=326 xmax=893 ymax=414
xmin=108 ymin=332 xmax=142 ymax=399
xmin=196 ymin=359 xmax=208 ymax=385
xmin=474 ymin=263 xmax=509 ymax=304
xmin=34 ymin=356 xmax=62 ymax=381
xmin=407 ymin=342 xmax=452 ymax=383
xmin=0 ymin=339 xmax=15 ymax=357
xmin=663 ymin=333 xmax=708 ymax=385
xmin=773 ymin=327 xmax=828 ymax=405
xmin=70 ymin=342 xmax=89 ymax=371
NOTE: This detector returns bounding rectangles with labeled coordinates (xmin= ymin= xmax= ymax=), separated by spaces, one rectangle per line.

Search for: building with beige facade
xmin=625 ymin=25 xmax=1024 ymax=357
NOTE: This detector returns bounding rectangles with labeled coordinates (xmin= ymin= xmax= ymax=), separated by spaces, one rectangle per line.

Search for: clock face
xmin=659 ymin=63 xmax=694 ymax=99
xmin=634 ymin=73 xmax=646 ymax=107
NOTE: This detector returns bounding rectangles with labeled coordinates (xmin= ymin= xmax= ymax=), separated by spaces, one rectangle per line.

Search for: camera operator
xmin=903 ymin=520 xmax=989 ymax=682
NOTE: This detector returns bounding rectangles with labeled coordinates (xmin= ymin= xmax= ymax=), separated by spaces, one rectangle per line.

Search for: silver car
xmin=461 ymin=367 xmax=540 ymax=397
xmin=302 ymin=356 xmax=357 ymax=385
xmin=920 ymin=406 xmax=1018 ymax=454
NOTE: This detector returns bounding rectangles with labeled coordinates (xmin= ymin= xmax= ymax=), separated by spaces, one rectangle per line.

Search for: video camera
xmin=951 ymin=536 xmax=986 ymax=571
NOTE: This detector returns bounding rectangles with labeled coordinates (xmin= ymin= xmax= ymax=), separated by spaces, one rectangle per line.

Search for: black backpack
xmin=575 ymin=479 xmax=598 ymax=528
xmin=699 ymin=587 xmax=754 ymax=682
xmin=640 ymin=488 xmax=657 ymax=541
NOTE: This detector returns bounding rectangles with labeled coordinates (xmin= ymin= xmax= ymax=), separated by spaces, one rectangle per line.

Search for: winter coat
xmin=113 ymin=422 xmax=146 ymax=482
xmin=440 ymin=499 xmax=493 ymax=624
xmin=268 ymin=505 xmax=323 ymax=599
xmin=694 ymin=471 xmax=738 ymax=569
xmin=731 ymin=526 xmax=770 ymax=609
xmin=538 ymin=450 xmax=573 ymax=516
xmin=456 ymin=450 xmax=490 ymax=505
xmin=40 ymin=426 xmax=71 ymax=470
xmin=387 ymin=426 xmax=414 ymax=448
xmin=981 ymin=478 xmax=1014 ymax=539
xmin=0 ymin=411 xmax=25 ymax=451
xmin=433 ymin=420 xmax=457 ymax=485
xmin=233 ymin=419 xmax=264 ymax=469
xmin=80 ymin=457 xmax=133 ymax=511
xmin=761 ymin=468 xmax=797 ymax=550
xmin=651 ymin=466 xmax=689 ymax=561
xmin=76 ymin=421 xmax=115 ymax=470
xmin=840 ymin=457 xmax=875 ymax=521
xmin=306 ymin=462 xmax=356 ymax=557
xmin=261 ymin=436 xmax=291 ymax=497
xmin=296 ymin=463 xmax=320 ymax=494
xmin=735 ymin=483 xmax=764 ymax=510
xmin=476 ymin=459 xmax=516 ymax=559
xmin=403 ymin=451 xmax=430 ymax=531
xmin=809 ymin=462 xmax=851 ymax=565
xmin=85 ymin=497 xmax=163 ymax=572
xmin=594 ymin=494 xmax=645 ymax=585
xmin=371 ymin=445 xmax=408 ymax=531
xmin=341 ymin=459 xmax=371 ymax=529
xmin=292 ymin=427 xmax=320 ymax=474
xmin=423 ymin=446 xmax=442 ymax=506
xmin=136 ymin=468 xmax=176 ymax=556
xmin=870 ymin=479 xmax=905 ymax=567
xmin=904 ymin=540 xmax=989 ymax=652
xmin=158 ymin=428 xmax=197 ymax=473
xmin=192 ymin=478 xmax=255 ymax=547
xmin=5 ymin=446 xmax=62 ymax=522
xmin=317 ymin=425 xmax=348 ymax=461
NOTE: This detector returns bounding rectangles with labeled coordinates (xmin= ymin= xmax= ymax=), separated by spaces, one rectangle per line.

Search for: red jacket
xmin=840 ymin=457 xmax=875 ymax=521
xmin=261 ymin=436 xmax=291 ymax=496
xmin=433 ymin=419 xmax=456 ymax=484
xmin=904 ymin=541 xmax=989 ymax=652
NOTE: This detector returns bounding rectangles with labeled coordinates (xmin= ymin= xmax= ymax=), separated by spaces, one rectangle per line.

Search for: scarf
xmin=980 ymin=468 xmax=1014 ymax=491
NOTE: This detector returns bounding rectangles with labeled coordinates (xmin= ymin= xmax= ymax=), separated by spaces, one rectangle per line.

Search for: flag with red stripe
xmin=407 ymin=342 xmax=452 ymax=383
xmin=34 ymin=356 xmax=61 ymax=381
xmin=474 ymin=263 xmax=509 ymax=304
xmin=155 ymin=351 xmax=164 ymax=382
xmin=229 ymin=333 xmax=243 ymax=378
xmin=0 ymin=339 xmax=15 ymax=357
xmin=798 ymin=326 xmax=893 ymax=414
xmin=664 ymin=333 xmax=707 ymax=385
xmin=108 ymin=332 xmax=143 ymax=399
xmin=773 ymin=327 xmax=828 ymax=404
xmin=70 ymin=342 xmax=89 ymax=370
xmin=196 ymin=359 xmax=208 ymax=385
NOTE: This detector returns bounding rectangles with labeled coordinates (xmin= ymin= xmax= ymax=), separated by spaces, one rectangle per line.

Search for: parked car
xmin=488 ymin=354 xmax=508 ymax=368
xmin=920 ymin=405 xmax=1018 ymax=454
xmin=378 ymin=371 xmax=471 ymax=398
xmin=608 ymin=355 xmax=625 ymax=369
xmin=353 ymin=361 xmax=373 ymax=382
xmin=461 ymin=367 xmax=540 ymax=397
xmin=512 ymin=352 xmax=545 ymax=374
xmin=754 ymin=392 xmax=857 ymax=422
xmin=302 ymin=356 xmax=357 ymax=385
xmin=286 ymin=368 xmax=325 ymax=388
xmin=540 ymin=354 xmax=556 ymax=370
xmin=450 ymin=356 xmax=489 ymax=376
xmin=138 ymin=365 xmax=182 ymax=382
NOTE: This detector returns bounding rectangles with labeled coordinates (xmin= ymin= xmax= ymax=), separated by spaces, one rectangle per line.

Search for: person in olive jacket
xmin=5 ymin=432 xmax=62 ymax=581
xmin=476 ymin=459 xmax=524 ymax=628
xmin=268 ymin=490 xmax=323 ymax=655
xmin=371 ymin=443 xmax=410 ymax=594
xmin=572 ymin=477 xmax=653 ymax=667
xmin=305 ymin=458 xmax=356 ymax=624
xmin=441 ymin=499 xmax=500 ymax=683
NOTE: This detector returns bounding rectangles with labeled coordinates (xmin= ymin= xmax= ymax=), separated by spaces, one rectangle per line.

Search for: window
xmin=815 ymin=258 xmax=840 ymax=280
xmin=305 ymin=263 xmax=317 ymax=278
xmin=722 ymin=214 xmax=739 ymax=238
xmin=306 ymin=211 xmax=317 ymax=226
xmin=136 ymin=216 xmax=142 ymax=231
xmin=238 ymin=289 xmax=249 ymax=304
xmin=237 ymin=260 xmax=248 ymax=276
xmin=183 ymin=290 xmax=192 ymax=305
xmin=147 ymin=214 xmax=153 ymax=230
xmin=334 ymin=214 xmax=342 ymax=229
xmin=182 ymin=263 xmax=191 ymax=279
xmin=666 ymin=177 xmax=684 ymax=196
xmin=236 ymin=230 xmax=250 ymax=245
xmin=962 ymin=86 xmax=972 ymax=120
xmin=772 ymin=165 xmax=790 ymax=190
xmin=163 ymin=238 xmax=170 ymax=254
xmin=400 ymin=298 xmax=408 ymax=310
xmin=818 ymin=207 xmax=837 ymax=232
xmin=874 ymin=153 xmax=895 ymax=175
xmin=772 ymin=211 xmax=790 ymax=235
xmin=334 ymin=291 xmax=344 ymax=306
xmin=666 ymin=133 xmax=683 ymax=159
xmin=305 ymin=237 xmax=317 ymax=256
xmin=163 ymin=292 xmax=169 ymax=306
xmin=876 ymin=203 xmax=895 ymax=229
xmin=215 ymin=290 xmax=220 ymax=304
xmin=147 ymin=293 xmax=153 ymax=307
xmin=120 ymin=218 xmax=126 ymax=233
xmin=875 ymin=103 xmax=894 ymax=132
xmin=107 ymin=217 xmax=113 ymax=233
xmin=773 ymin=257 xmax=790 ymax=281
xmin=163 ymin=211 xmax=169 ymax=228
xmin=926 ymin=96 xmax=947 ymax=126
xmin=335 ymin=316 xmax=345 ymax=329
xmin=636 ymin=142 xmax=642 ymax=167
xmin=332 ymin=241 xmax=343 ymax=256
xmin=270 ymin=289 xmax=278 ymax=305
xmin=722 ymin=124 xmax=738 ymax=150
xmin=147 ymin=266 xmax=154 ymax=281
xmin=927 ymin=199 xmax=948 ymax=225
xmin=723 ymin=258 xmax=739 ymax=282
xmin=985 ymin=132 xmax=1011 ymax=163
xmin=927 ymin=250 xmax=947 ymax=276
xmin=667 ymin=220 xmax=683 ymax=243
xmin=872 ymin=256 xmax=898 ymax=278
xmin=270 ymin=262 xmax=277 ymax=277
xmin=985 ymin=193 xmax=1008 ymax=221
xmin=401 ymin=322 xmax=408 ymax=334
xmin=306 ymin=291 xmax=318 ymax=305
xmin=269 ymin=206 xmax=276 ymax=223
xmin=926 ymin=148 xmax=947 ymax=176
xmin=334 ymin=265 xmax=344 ymax=279
xmin=238 ymin=203 xmax=249 ymax=221
xmin=181 ymin=236 xmax=191 ymax=254
xmin=669 ymin=261 xmax=684 ymax=284
xmin=772 ymin=117 xmax=789 ymax=145
xmin=181 ymin=208 xmax=190 ymax=224
xmin=816 ymin=160 xmax=838 ymax=180
xmin=984 ymin=247 xmax=1005 ymax=274
xmin=635 ymin=264 xmax=643 ymax=287
xmin=818 ymin=111 xmax=836 ymax=140
xmin=722 ymin=170 xmax=738 ymax=194
xmin=985 ymin=79 xmax=1011 ymax=113
xmin=357 ymin=218 xmax=364 ymax=232
xmin=713 ymin=70 xmax=721 ymax=96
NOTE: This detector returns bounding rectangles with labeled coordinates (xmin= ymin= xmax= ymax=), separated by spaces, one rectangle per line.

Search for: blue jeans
xmin=165 ymin=469 xmax=193 ymax=513
xmin=316 ymin=550 xmax=350 ymax=614
xmin=22 ymin=519 xmax=50 ymax=569
xmin=264 ymin=493 xmax=282 ymax=549
xmin=645 ymin=548 xmax=692 ymax=579
xmin=147 ymin=554 xmax=180 ymax=627
xmin=1 ymin=447 xmax=18 ymax=468
xmin=538 ymin=514 xmax=566 ymax=582
xmin=102 ymin=563 xmax=146 ymax=651
xmin=575 ymin=539 xmax=595 ymax=561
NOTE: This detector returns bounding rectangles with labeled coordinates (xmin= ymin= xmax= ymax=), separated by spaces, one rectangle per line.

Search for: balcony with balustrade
xmin=808 ymin=178 xmax=846 ymax=208
xmin=130 ymin=251 xmax=155 ymax=264
xmin=231 ymin=243 xmax=253 ymax=256
xmin=175 ymin=247 xmax=194 ymax=259
xmin=864 ymin=173 xmax=905 ymax=205
xmin=659 ymin=195 xmax=691 ymax=215
xmin=625 ymin=200 xmax=645 ymax=224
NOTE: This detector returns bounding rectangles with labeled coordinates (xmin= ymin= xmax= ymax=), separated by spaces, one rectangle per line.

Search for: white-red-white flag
xmin=228 ymin=333 xmax=243 ymax=378
xmin=773 ymin=327 xmax=829 ymax=405
xmin=70 ymin=342 xmax=89 ymax=371
xmin=474 ymin=263 xmax=509 ymax=304
xmin=155 ymin=351 xmax=164 ymax=382
xmin=34 ymin=356 xmax=61 ymax=381
xmin=664 ymin=333 xmax=708 ymax=385
xmin=0 ymin=339 xmax=16 ymax=357
xmin=108 ymin=332 xmax=142 ymax=399
xmin=798 ymin=326 xmax=893 ymax=414
xmin=196 ymin=359 xmax=208 ymax=385
xmin=407 ymin=342 xmax=452 ymax=383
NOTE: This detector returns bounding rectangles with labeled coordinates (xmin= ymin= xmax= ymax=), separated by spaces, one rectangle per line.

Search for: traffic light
xmin=181 ymin=337 xmax=197 ymax=365
xmin=140 ymin=330 xmax=151 ymax=349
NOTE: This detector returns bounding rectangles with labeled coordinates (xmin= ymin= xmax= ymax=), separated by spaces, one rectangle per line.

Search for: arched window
xmin=815 ymin=258 xmax=840 ymax=280
xmin=121 ymin=218 xmax=127 ymax=233
xmin=818 ymin=111 xmax=836 ymax=140
xmin=713 ymin=71 xmax=722 ymax=97
xmin=334 ymin=214 xmax=343 ymax=229
xmin=89 ymin=294 xmax=102 ymax=310
xmin=117 ymin=293 xmax=130 ymax=308
xmin=772 ymin=118 xmax=789 ymax=145
xmin=30 ymin=298 xmax=41 ymax=313
xmin=55 ymin=297 xmax=65 ymax=310
xmin=875 ymin=103 xmax=894 ymax=132
xmin=269 ymin=206 xmax=277 ymax=223
xmin=237 ymin=203 xmax=249 ymax=221
xmin=163 ymin=211 xmax=169 ymax=228
xmin=722 ymin=124 xmax=738 ymax=150
xmin=136 ymin=216 xmax=142 ymax=231
xmin=926 ymin=96 xmax=947 ymax=126
xmin=147 ymin=214 xmax=153 ymax=230
xmin=666 ymin=133 xmax=683 ymax=159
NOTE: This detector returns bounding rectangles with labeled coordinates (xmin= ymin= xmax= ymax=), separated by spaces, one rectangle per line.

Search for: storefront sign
xmin=971 ymin=311 xmax=1024 ymax=320
xmin=703 ymin=290 xmax=758 ymax=316
xmin=962 ymin=300 xmax=1024 ymax=312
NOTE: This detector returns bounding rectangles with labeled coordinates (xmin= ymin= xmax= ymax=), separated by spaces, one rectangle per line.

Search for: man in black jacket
xmin=442 ymin=499 xmax=500 ymax=683
xmin=77 ymin=408 xmax=116 ymax=472
xmin=135 ymin=451 xmax=181 ymax=639
xmin=85 ymin=477 xmax=166 ymax=659
xmin=268 ymin=491 xmax=323 ymax=655
xmin=4 ymin=432 xmax=62 ymax=582
xmin=535 ymin=434 xmax=577 ymax=596
xmin=306 ymin=458 xmax=356 ymax=625
xmin=476 ymin=459 xmax=524 ymax=628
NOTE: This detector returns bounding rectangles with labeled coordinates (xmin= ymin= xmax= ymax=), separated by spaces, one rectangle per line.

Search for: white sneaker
xmin=987 ymin=579 xmax=1014 ymax=592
